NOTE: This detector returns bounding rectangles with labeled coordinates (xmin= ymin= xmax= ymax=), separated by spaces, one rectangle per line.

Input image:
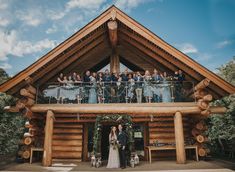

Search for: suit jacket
xmin=117 ymin=131 xmax=127 ymax=147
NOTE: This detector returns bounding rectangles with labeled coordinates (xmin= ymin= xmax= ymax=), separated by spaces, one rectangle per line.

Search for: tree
xmin=0 ymin=68 xmax=10 ymax=84
xmin=0 ymin=69 xmax=25 ymax=155
xmin=206 ymin=57 xmax=235 ymax=155
xmin=216 ymin=57 xmax=235 ymax=86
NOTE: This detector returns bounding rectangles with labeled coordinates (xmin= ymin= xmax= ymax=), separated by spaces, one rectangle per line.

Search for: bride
xmin=106 ymin=126 xmax=120 ymax=168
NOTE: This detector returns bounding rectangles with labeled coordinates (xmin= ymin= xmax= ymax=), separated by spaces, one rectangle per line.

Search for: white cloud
xmin=0 ymin=30 xmax=57 ymax=61
xmin=0 ymin=0 xmax=8 ymax=10
xmin=194 ymin=53 xmax=213 ymax=63
xmin=0 ymin=17 xmax=10 ymax=27
xmin=16 ymin=10 xmax=43 ymax=27
xmin=47 ymin=10 xmax=66 ymax=20
xmin=176 ymin=43 xmax=198 ymax=54
xmin=12 ymin=39 xmax=56 ymax=57
xmin=0 ymin=30 xmax=17 ymax=61
xmin=46 ymin=25 xmax=58 ymax=34
xmin=216 ymin=40 xmax=233 ymax=49
xmin=115 ymin=0 xmax=148 ymax=12
xmin=0 ymin=62 xmax=12 ymax=70
xmin=66 ymin=0 xmax=106 ymax=10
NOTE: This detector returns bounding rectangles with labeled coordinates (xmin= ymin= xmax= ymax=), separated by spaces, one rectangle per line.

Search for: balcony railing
xmin=37 ymin=81 xmax=196 ymax=104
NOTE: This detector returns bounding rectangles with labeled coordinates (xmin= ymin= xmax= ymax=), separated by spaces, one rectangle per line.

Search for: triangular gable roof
xmin=0 ymin=5 xmax=234 ymax=98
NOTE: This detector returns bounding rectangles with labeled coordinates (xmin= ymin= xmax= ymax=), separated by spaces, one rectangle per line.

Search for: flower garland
xmin=92 ymin=114 xmax=134 ymax=156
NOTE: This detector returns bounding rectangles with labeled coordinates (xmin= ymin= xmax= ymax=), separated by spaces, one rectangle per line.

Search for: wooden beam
xmin=174 ymin=111 xmax=186 ymax=164
xmin=90 ymin=57 xmax=110 ymax=72
xmin=118 ymin=44 xmax=167 ymax=73
xmin=119 ymin=31 xmax=195 ymax=82
xmin=107 ymin=20 xmax=118 ymax=49
xmin=119 ymin=27 xmax=228 ymax=97
xmin=59 ymin=42 xmax=110 ymax=76
xmin=119 ymin=56 xmax=145 ymax=72
xmin=33 ymin=28 xmax=107 ymax=84
xmin=20 ymin=88 xmax=35 ymax=99
xmin=110 ymin=51 xmax=120 ymax=73
xmin=42 ymin=110 xmax=54 ymax=167
xmin=30 ymin=103 xmax=225 ymax=115
xmin=194 ymin=78 xmax=210 ymax=91
xmin=37 ymin=35 xmax=108 ymax=86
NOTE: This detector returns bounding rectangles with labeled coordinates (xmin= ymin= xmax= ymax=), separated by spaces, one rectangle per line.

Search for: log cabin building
xmin=0 ymin=5 xmax=235 ymax=167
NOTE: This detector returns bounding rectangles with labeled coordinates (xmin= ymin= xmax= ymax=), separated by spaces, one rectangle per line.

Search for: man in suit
xmin=117 ymin=124 xmax=128 ymax=169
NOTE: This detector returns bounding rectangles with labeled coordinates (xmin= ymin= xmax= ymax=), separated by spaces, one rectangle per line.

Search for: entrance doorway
xmin=101 ymin=125 xmax=112 ymax=160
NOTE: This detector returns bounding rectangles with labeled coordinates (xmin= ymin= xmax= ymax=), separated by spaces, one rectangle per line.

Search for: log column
xmin=174 ymin=111 xmax=186 ymax=164
xmin=108 ymin=20 xmax=120 ymax=73
xmin=110 ymin=52 xmax=120 ymax=73
xmin=43 ymin=110 xmax=54 ymax=167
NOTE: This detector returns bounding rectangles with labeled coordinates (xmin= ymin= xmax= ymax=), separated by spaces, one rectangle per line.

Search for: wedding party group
xmin=44 ymin=68 xmax=186 ymax=103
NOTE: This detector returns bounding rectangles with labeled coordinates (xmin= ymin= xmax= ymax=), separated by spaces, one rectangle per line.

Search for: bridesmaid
xmin=161 ymin=72 xmax=171 ymax=102
xmin=88 ymin=74 xmax=97 ymax=104
xmin=143 ymin=70 xmax=153 ymax=103
xmin=152 ymin=69 xmax=162 ymax=102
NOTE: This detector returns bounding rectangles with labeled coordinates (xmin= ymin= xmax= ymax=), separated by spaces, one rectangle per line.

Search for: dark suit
xmin=117 ymin=131 xmax=127 ymax=168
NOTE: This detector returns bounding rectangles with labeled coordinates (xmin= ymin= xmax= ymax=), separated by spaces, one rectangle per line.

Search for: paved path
xmin=1 ymin=160 xmax=234 ymax=171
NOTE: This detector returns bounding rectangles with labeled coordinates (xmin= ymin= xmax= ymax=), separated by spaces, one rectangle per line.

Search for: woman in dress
xmin=127 ymin=74 xmax=135 ymax=102
xmin=161 ymin=72 xmax=171 ymax=102
xmin=88 ymin=75 xmax=97 ymax=104
xmin=152 ymin=69 xmax=162 ymax=102
xmin=107 ymin=126 xmax=120 ymax=168
xmin=143 ymin=70 xmax=153 ymax=103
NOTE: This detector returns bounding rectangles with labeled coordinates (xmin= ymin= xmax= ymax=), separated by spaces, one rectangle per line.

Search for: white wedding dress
xmin=106 ymin=133 xmax=120 ymax=168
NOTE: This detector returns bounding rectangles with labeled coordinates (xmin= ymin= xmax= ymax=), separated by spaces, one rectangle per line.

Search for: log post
xmin=26 ymin=85 xmax=37 ymax=95
xmin=107 ymin=20 xmax=118 ymax=49
xmin=110 ymin=52 xmax=120 ymax=74
xmin=20 ymin=88 xmax=35 ymax=99
xmin=108 ymin=20 xmax=120 ymax=73
xmin=174 ymin=111 xmax=186 ymax=164
xmin=42 ymin=110 xmax=54 ymax=167
xmin=194 ymin=78 xmax=210 ymax=91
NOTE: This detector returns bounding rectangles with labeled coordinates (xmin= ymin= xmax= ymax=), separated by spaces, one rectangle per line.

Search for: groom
xmin=117 ymin=124 xmax=128 ymax=169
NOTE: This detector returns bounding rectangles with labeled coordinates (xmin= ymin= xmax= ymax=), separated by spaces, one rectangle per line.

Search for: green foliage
xmin=0 ymin=68 xmax=25 ymax=155
xmin=0 ymin=68 xmax=10 ymax=84
xmin=216 ymin=57 xmax=235 ymax=86
xmin=206 ymin=57 xmax=235 ymax=155
xmin=0 ymin=93 xmax=26 ymax=155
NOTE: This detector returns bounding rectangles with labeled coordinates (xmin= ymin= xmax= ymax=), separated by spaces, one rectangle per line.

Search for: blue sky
xmin=0 ymin=0 xmax=234 ymax=76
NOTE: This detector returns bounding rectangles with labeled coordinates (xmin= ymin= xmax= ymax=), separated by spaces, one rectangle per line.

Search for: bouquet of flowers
xmin=110 ymin=139 xmax=118 ymax=150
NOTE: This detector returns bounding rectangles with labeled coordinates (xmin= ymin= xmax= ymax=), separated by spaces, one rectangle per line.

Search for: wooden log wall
xmin=190 ymin=119 xmax=210 ymax=157
xmin=52 ymin=113 xmax=83 ymax=163
xmin=148 ymin=115 xmax=190 ymax=160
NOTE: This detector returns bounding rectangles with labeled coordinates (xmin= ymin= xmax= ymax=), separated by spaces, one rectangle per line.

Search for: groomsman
xmin=117 ymin=124 xmax=128 ymax=169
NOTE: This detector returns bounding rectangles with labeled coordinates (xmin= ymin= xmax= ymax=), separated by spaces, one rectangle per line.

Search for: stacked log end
xmin=191 ymin=120 xmax=210 ymax=158
xmin=192 ymin=78 xmax=213 ymax=117
xmin=16 ymin=85 xmax=45 ymax=160
xmin=190 ymin=79 xmax=213 ymax=159
xmin=18 ymin=119 xmax=45 ymax=160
